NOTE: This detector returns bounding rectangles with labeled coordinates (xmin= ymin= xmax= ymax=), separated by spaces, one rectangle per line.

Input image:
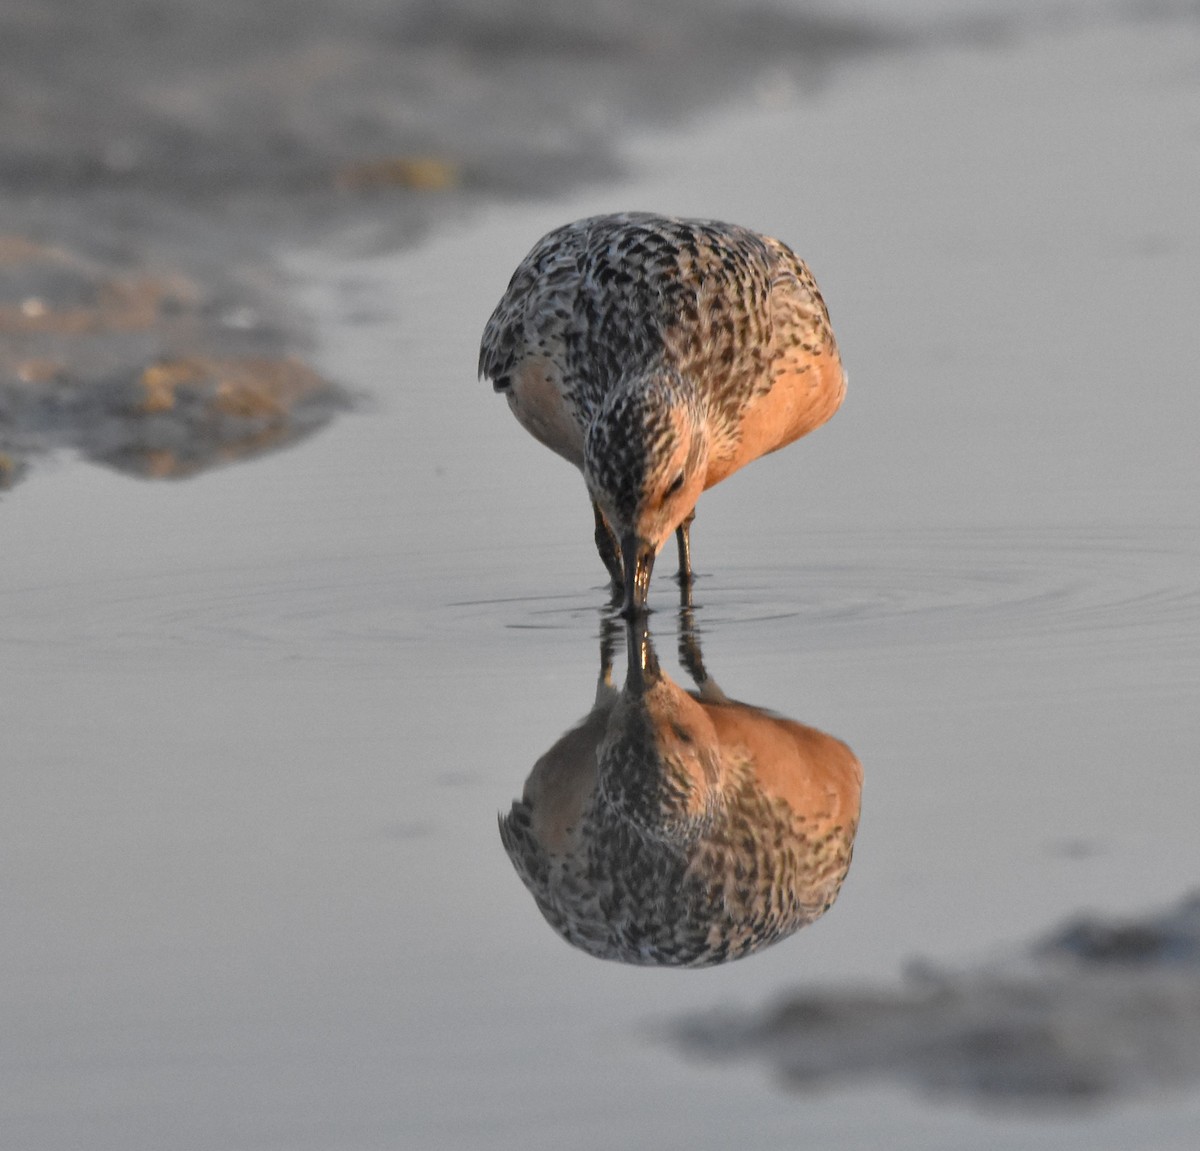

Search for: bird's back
xmin=480 ymin=213 xmax=844 ymax=477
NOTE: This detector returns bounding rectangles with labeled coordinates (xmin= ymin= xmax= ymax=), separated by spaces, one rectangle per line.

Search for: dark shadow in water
xmin=499 ymin=607 xmax=863 ymax=967
xmin=675 ymin=892 xmax=1200 ymax=1107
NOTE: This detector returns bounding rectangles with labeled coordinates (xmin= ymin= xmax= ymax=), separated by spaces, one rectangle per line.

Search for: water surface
xmin=3 ymin=15 xmax=1200 ymax=1151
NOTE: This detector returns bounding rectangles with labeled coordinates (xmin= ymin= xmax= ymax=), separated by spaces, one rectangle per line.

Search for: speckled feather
xmin=498 ymin=623 xmax=863 ymax=968
xmin=499 ymin=703 xmax=860 ymax=969
xmin=479 ymin=211 xmax=840 ymax=459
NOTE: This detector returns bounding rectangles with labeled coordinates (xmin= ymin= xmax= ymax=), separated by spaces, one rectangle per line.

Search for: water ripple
xmin=693 ymin=525 xmax=1200 ymax=660
xmin=2 ymin=526 xmax=1195 ymax=669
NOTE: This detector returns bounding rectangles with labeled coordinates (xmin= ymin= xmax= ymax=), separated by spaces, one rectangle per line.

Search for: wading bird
xmin=479 ymin=212 xmax=846 ymax=613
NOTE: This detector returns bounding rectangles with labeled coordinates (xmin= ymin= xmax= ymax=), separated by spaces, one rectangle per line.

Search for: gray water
xmin=3 ymin=14 xmax=1200 ymax=1151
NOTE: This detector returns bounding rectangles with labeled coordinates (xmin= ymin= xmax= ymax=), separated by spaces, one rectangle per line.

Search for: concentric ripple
xmin=693 ymin=524 xmax=1200 ymax=661
xmin=2 ymin=526 xmax=1195 ymax=674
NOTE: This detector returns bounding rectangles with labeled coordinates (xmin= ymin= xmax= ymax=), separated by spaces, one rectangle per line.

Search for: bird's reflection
xmin=500 ymin=610 xmax=863 ymax=967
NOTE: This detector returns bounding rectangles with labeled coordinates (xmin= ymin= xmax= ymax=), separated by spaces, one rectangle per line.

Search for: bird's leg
xmin=675 ymin=510 xmax=696 ymax=609
xmin=593 ymin=501 xmax=623 ymax=589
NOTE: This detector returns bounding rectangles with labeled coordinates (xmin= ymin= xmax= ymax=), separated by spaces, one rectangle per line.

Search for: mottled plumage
xmin=499 ymin=616 xmax=863 ymax=967
xmin=479 ymin=212 xmax=846 ymax=612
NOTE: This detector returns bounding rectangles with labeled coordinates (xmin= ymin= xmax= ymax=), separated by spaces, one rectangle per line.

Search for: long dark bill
xmin=620 ymin=533 xmax=656 ymax=618
xmin=623 ymin=615 xmax=660 ymax=693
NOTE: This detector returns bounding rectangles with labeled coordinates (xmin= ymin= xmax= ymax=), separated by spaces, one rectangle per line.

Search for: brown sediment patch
xmin=0 ymin=236 xmax=62 ymax=264
xmin=0 ymin=234 xmax=347 ymax=488
xmin=0 ymin=274 xmax=196 ymax=336
xmin=0 ymin=233 xmax=198 ymax=336
xmin=92 ymin=355 xmax=347 ymax=479
xmin=335 ymin=155 xmax=460 ymax=192
xmin=135 ymin=356 xmax=329 ymax=418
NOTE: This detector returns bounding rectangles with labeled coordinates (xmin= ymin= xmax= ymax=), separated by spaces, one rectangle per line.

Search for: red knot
xmin=480 ymin=212 xmax=846 ymax=614
xmin=499 ymin=614 xmax=863 ymax=967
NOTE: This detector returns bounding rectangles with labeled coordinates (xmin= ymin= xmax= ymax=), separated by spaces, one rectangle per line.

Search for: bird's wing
xmin=765 ymin=243 xmax=840 ymax=368
xmin=478 ymin=220 xmax=592 ymax=393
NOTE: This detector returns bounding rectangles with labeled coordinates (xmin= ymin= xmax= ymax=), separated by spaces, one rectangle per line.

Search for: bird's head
xmin=583 ymin=369 xmax=709 ymax=616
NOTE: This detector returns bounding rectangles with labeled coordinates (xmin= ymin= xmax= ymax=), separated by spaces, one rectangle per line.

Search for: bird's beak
xmin=620 ymin=533 xmax=656 ymax=618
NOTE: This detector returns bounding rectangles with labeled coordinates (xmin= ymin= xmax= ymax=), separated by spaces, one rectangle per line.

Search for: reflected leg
xmin=598 ymin=611 xmax=620 ymax=692
xmin=678 ymin=602 xmax=726 ymax=703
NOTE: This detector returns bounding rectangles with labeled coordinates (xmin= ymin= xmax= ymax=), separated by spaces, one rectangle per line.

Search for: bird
xmin=499 ymin=612 xmax=863 ymax=967
xmin=479 ymin=212 xmax=846 ymax=615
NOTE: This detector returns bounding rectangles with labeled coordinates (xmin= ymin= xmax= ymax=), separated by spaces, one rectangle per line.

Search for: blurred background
xmin=0 ymin=0 xmax=1063 ymax=484
xmin=2 ymin=2 xmax=1199 ymax=1149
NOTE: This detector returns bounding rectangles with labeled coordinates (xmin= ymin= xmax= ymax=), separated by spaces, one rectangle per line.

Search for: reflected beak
xmin=623 ymin=615 xmax=660 ymax=692
xmin=620 ymin=533 xmax=656 ymax=618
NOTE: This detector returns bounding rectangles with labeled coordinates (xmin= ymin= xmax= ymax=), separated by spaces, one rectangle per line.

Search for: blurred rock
xmin=675 ymin=892 xmax=1200 ymax=1108
xmin=0 ymin=234 xmax=346 ymax=485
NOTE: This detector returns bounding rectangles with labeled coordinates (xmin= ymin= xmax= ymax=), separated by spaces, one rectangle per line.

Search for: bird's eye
xmin=666 ymin=471 xmax=685 ymax=497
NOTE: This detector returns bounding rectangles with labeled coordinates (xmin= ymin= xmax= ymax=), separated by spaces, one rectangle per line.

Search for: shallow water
xmin=3 ymin=15 xmax=1200 ymax=1151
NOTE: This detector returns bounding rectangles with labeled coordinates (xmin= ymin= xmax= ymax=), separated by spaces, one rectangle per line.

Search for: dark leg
xmin=678 ymin=601 xmax=727 ymax=703
xmin=677 ymin=602 xmax=707 ymax=689
xmin=593 ymin=501 xmax=623 ymax=588
xmin=674 ymin=510 xmax=696 ymax=609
